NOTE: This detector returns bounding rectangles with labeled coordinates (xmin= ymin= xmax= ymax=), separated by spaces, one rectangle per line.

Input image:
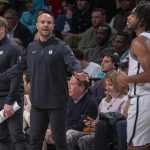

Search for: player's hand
xmin=117 ymin=70 xmax=128 ymax=87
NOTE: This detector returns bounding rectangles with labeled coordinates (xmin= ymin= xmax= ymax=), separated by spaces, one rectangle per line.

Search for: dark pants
xmin=94 ymin=120 xmax=115 ymax=150
xmin=29 ymin=106 xmax=67 ymax=150
xmin=0 ymin=105 xmax=27 ymax=150
xmin=116 ymin=120 xmax=127 ymax=150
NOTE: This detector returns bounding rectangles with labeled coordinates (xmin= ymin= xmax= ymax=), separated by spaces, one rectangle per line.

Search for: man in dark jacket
xmin=0 ymin=12 xmax=88 ymax=150
xmin=0 ymin=16 xmax=27 ymax=150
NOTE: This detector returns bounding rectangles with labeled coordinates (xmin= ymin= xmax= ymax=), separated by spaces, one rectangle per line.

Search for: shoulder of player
xmin=131 ymin=36 xmax=148 ymax=50
xmin=130 ymin=36 xmax=150 ymax=58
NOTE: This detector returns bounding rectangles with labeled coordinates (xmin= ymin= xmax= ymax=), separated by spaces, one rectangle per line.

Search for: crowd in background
xmin=0 ymin=0 xmax=150 ymax=150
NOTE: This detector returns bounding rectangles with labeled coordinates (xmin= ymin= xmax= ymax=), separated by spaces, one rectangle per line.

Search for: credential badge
xmin=0 ymin=51 xmax=3 ymax=55
xmin=49 ymin=50 xmax=53 ymax=55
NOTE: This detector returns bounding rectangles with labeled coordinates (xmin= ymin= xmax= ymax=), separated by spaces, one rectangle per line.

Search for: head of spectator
xmin=96 ymin=24 xmax=111 ymax=46
xmin=60 ymin=0 xmax=72 ymax=14
xmin=3 ymin=8 xmax=33 ymax=48
xmin=73 ymin=49 xmax=100 ymax=78
xmin=24 ymin=0 xmax=33 ymax=12
xmin=64 ymin=3 xmax=73 ymax=20
xmin=100 ymin=53 xmax=119 ymax=72
xmin=73 ymin=49 xmax=93 ymax=68
xmin=68 ymin=74 xmax=89 ymax=100
xmin=104 ymin=70 xmax=128 ymax=100
xmin=112 ymin=32 xmax=130 ymax=57
xmin=76 ymin=0 xmax=91 ymax=11
xmin=0 ymin=0 xmax=9 ymax=16
xmin=3 ymin=9 xmax=18 ymax=32
xmin=73 ymin=49 xmax=87 ymax=67
xmin=91 ymin=8 xmax=107 ymax=28
xmin=61 ymin=0 xmax=68 ymax=12
xmin=118 ymin=0 xmax=136 ymax=11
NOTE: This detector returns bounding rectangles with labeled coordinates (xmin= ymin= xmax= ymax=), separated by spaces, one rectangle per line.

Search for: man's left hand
xmin=117 ymin=70 xmax=128 ymax=87
xmin=73 ymin=72 xmax=89 ymax=82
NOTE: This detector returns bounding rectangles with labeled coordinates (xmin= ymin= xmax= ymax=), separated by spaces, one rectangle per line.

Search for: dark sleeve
xmin=0 ymin=46 xmax=27 ymax=104
xmin=63 ymin=44 xmax=82 ymax=73
xmin=5 ymin=46 xmax=27 ymax=104
xmin=0 ymin=51 xmax=27 ymax=80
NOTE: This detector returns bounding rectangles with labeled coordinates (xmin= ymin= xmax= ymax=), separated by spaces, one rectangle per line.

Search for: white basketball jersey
xmin=128 ymin=32 xmax=150 ymax=96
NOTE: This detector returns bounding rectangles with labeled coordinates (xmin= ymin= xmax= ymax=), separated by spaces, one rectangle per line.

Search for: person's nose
xmin=113 ymin=42 xmax=117 ymax=47
xmin=105 ymin=85 xmax=109 ymax=91
xmin=101 ymin=62 xmax=104 ymax=66
xmin=43 ymin=22 xmax=48 ymax=27
xmin=127 ymin=15 xmax=131 ymax=22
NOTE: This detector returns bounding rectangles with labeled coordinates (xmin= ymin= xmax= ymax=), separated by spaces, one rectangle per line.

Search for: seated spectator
xmin=72 ymin=70 xmax=128 ymax=150
xmin=84 ymin=24 xmax=115 ymax=64
xmin=63 ymin=0 xmax=94 ymax=48
xmin=70 ymin=0 xmax=92 ymax=34
xmin=78 ymin=8 xmax=118 ymax=51
xmin=55 ymin=1 xmax=73 ymax=38
xmin=3 ymin=8 xmax=33 ymax=48
xmin=78 ymin=8 xmax=107 ymax=51
xmin=91 ymin=53 xmax=120 ymax=103
xmin=73 ymin=50 xmax=100 ymax=78
xmin=113 ymin=32 xmax=131 ymax=63
xmin=92 ymin=0 xmax=118 ymax=22
xmin=66 ymin=74 xmax=98 ymax=149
